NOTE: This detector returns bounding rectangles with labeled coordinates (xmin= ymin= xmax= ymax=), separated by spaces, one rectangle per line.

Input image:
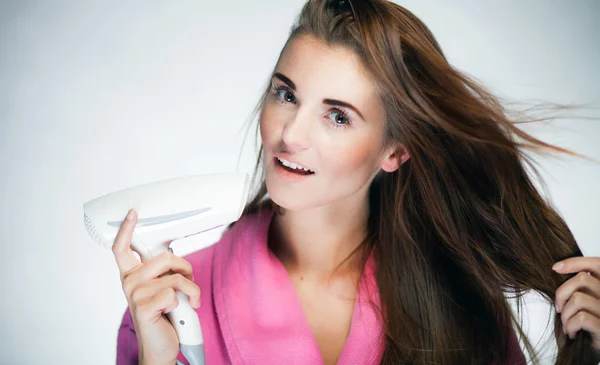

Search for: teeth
xmin=277 ymin=157 xmax=313 ymax=173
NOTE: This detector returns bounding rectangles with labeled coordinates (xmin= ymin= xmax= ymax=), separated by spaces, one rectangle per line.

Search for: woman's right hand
xmin=112 ymin=208 xmax=201 ymax=365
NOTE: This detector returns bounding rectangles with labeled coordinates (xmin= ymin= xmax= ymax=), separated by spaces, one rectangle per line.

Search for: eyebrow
xmin=272 ymin=72 xmax=365 ymax=120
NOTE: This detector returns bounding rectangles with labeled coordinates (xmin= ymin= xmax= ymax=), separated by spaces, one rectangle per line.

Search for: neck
xmin=268 ymin=198 xmax=370 ymax=283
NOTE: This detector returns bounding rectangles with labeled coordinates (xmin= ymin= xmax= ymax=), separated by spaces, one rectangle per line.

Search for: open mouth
xmin=274 ymin=157 xmax=315 ymax=176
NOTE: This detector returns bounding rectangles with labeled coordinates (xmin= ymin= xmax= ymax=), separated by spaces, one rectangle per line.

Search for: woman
xmin=113 ymin=0 xmax=600 ymax=364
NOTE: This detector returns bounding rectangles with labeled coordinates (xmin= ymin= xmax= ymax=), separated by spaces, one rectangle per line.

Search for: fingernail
xmin=126 ymin=209 xmax=136 ymax=221
xmin=552 ymin=262 xmax=564 ymax=271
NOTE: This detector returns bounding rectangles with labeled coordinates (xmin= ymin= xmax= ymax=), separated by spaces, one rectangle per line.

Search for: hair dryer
xmin=83 ymin=172 xmax=250 ymax=365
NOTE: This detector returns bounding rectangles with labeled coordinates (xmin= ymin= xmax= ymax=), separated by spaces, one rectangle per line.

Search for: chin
xmin=265 ymin=178 xmax=314 ymax=212
xmin=265 ymin=179 xmax=298 ymax=211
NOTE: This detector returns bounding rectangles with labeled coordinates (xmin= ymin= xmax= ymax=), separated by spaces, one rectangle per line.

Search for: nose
xmin=280 ymin=106 xmax=312 ymax=150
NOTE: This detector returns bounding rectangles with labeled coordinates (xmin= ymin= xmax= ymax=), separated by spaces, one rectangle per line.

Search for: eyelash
xmin=270 ymin=84 xmax=352 ymax=129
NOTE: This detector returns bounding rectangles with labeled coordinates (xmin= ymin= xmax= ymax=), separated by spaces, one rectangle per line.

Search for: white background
xmin=1 ymin=1 xmax=599 ymax=364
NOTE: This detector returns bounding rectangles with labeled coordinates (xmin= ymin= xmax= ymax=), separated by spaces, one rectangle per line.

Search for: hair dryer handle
xmin=166 ymin=291 xmax=204 ymax=345
xmin=167 ymin=292 xmax=207 ymax=365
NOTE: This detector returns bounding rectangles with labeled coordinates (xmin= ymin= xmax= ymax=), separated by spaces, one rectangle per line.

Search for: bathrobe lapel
xmin=212 ymin=210 xmax=384 ymax=364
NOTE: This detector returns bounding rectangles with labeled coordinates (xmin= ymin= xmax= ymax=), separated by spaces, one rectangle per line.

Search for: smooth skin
xmin=113 ymin=208 xmax=201 ymax=365
xmin=553 ymin=257 xmax=600 ymax=351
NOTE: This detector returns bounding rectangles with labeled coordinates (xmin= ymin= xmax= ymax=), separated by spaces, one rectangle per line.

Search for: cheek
xmin=325 ymin=133 xmax=382 ymax=175
xmin=259 ymin=103 xmax=285 ymax=143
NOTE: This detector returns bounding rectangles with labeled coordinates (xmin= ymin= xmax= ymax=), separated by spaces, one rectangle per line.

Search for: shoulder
xmin=182 ymin=241 xmax=218 ymax=280
xmin=182 ymin=208 xmax=274 ymax=280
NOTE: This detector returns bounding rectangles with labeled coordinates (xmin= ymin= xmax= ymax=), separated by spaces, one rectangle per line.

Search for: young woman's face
xmin=260 ymin=35 xmax=398 ymax=211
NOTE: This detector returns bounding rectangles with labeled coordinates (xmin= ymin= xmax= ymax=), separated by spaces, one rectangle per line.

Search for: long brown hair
xmin=233 ymin=0 xmax=596 ymax=363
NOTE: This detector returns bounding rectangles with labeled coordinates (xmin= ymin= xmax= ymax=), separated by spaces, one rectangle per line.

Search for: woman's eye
xmin=277 ymin=89 xmax=296 ymax=103
xmin=328 ymin=110 xmax=350 ymax=126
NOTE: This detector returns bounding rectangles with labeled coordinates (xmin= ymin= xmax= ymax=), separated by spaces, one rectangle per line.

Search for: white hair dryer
xmin=82 ymin=172 xmax=251 ymax=365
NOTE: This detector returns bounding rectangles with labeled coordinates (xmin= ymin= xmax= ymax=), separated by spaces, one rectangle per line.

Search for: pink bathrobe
xmin=116 ymin=209 xmax=526 ymax=364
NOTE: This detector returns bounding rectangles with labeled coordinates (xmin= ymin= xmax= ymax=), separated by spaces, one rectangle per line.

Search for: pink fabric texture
xmin=116 ymin=209 xmax=526 ymax=364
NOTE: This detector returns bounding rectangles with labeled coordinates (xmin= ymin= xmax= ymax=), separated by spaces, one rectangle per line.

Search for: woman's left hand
xmin=553 ymin=257 xmax=600 ymax=351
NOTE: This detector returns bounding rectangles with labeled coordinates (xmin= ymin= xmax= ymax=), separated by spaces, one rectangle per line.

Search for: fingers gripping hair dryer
xmin=83 ymin=172 xmax=250 ymax=365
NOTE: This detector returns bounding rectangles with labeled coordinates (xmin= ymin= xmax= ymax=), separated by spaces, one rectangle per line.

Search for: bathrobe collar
xmin=212 ymin=209 xmax=384 ymax=364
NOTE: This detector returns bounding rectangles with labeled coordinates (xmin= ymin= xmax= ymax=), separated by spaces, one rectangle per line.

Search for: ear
xmin=380 ymin=144 xmax=410 ymax=173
